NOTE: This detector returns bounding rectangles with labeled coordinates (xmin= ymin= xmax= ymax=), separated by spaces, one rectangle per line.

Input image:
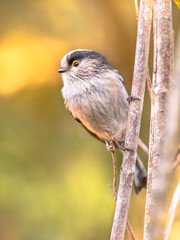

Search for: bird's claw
xmin=114 ymin=139 xmax=134 ymax=153
xmin=106 ymin=141 xmax=115 ymax=153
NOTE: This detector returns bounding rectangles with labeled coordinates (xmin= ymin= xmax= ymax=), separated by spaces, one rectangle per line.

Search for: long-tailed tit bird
xmin=58 ymin=49 xmax=147 ymax=193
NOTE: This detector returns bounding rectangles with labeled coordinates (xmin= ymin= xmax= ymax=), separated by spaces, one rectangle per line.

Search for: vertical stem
xmin=126 ymin=221 xmax=136 ymax=240
xmin=164 ymin=179 xmax=180 ymax=240
xmin=133 ymin=0 xmax=139 ymax=20
xmin=163 ymin=26 xmax=180 ymax=239
xmin=110 ymin=150 xmax=118 ymax=200
xmin=143 ymin=0 xmax=174 ymax=239
xmin=110 ymin=0 xmax=152 ymax=239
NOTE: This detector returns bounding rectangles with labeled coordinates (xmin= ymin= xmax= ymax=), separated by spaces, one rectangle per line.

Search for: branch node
xmin=127 ymin=95 xmax=141 ymax=103
xmin=108 ymin=184 xmax=117 ymax=201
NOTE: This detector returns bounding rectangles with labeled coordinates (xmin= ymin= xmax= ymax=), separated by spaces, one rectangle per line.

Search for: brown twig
xmin=134 ymin=0 xmax=139 ymax=21
xmin=143 ymin=0 xmax=174 ymax=239
xmin=108 ymin=184 xmax=117 ymax=200
xmin=110 ymin=1 xmax=153 ymax=239
xmin=111 ymin=150 xmax=118 ymax=200
xmin=126 ymin=221 xmax=136 ymax=240
xmin=173 ymin=148 xmax=180 ymax=169
xmin=174 ymin=148 xmax=180 ymax=160
xmin=106 ymin=141 xmax=118 ymax=200
xmin=164 ymin=178 xmax=180 ymax=240
xmin=172 ymin=148 xmax=180 ymax=170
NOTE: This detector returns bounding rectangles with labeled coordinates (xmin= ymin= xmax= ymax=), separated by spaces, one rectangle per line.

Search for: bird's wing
xmin=74 ymin=117 xmax=105 ymax=144
xmin=113 ymin=69 xmax=124 ymax=82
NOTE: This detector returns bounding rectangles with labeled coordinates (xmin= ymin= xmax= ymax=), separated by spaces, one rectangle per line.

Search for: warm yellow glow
xmin=0 ymin=31 xmax=67 ymax=95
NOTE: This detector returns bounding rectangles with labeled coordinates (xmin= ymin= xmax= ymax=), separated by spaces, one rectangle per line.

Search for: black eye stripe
xmin=67 ymin=50 xmax=111 ymax=67
xmin=67 ymin=51 xmax=92 ymax=65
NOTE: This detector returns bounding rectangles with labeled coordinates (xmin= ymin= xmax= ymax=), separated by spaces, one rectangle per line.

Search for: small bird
xmin=58 ymin=49 xmax=147 ymax=193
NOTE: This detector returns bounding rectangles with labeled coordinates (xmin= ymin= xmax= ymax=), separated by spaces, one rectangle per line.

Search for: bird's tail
xmin=134 ymin=154 xmax=147 ymax=194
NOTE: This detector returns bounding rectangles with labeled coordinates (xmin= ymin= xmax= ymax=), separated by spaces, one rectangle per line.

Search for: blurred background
xmin=0 ymin=1 xmax=180 ymax=239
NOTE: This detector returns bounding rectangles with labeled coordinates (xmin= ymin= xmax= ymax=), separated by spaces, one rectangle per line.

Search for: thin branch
xmin=133 ymin=0 xmax=139 ymax=21
xmin=110 ymin=0 xmax=153 ymax=239
xmin=146 ymin=67 xmax=152 ymax=100
xmin=111 ymin=150 xmax=118 ymax=200
xmin=126 ymin=221 xmax=136 ymax=240
xmin=164 ymin=179 xmax=180 ymax=240
xmin=174 ymin=148 xmax=180 ymax=161
xmin=172 ymin=147 xmax=180 ymax=170
xmin=107 ymin=141 xmax=118 ymax=200
xmin=173 ymin=150 xmax=180 ymax=169
xmin=138 ymin=138 xmax=149 ymax=155
xmin=110 ymin=145 xmax=118 ymax=199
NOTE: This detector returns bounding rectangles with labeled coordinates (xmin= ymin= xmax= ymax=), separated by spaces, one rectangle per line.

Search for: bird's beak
xmin=58 ymin=67 xmax=68 ymax=73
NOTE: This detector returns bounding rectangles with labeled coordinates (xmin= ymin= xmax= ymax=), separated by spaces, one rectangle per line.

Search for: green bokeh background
xmin=0 ymin=1 xmax=180 ymax=239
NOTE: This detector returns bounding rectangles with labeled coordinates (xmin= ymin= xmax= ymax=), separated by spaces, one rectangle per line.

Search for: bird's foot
xmin=106 ymin=141 xmax=115 ymax=153
xmin=114 ymin=139 xmax=134 ymax=153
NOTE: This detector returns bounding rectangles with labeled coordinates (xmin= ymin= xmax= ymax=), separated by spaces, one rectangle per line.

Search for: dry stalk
xmin=107 ymin=143 xmax=136 ymax=240
xmin=164 ymin=179 xmax=180 ymax=240
xmin=111 ymin=150 xmax=118 ymax=199
xmin=134 ymin=0 xmax=152 ymax=103
xmin=138 ymin=138 xmax=149 ymax=155
xmin=163 ymin=27 xmax=180 ymax=239
xmin=173 ymin=151 xmax=180 ymax=169
xmin=110 ymin=0 xmax=152 ymax=239
xmin=143 ymin=0 xmax=174 ymax=239
xmin=126 ymin=221 xmax=136 ymax=240
xmin=133 ymin=0 xmax=139 ymax=21
xmin=106 ymin=141 xmax=118 ymax=200
xmin=146 ymin=68 xmax=152 ymax=100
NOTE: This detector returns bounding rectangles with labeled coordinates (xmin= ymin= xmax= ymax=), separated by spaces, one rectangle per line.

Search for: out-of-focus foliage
xmin=0 ymin=0 xmax=180 ymax=239
xmin=174 ymin=0 xmax=180 ymax=9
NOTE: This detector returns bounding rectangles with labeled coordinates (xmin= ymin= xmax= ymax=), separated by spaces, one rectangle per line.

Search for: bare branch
xmin=107 ymin=141 xmax=137 ymax=240
xmin=164 ymin=179 xmax=180 ymax=240
xmin=110 ymin=0 xmax=153 ymax=239
xmin=143 ymin=0 xmax=174 ymax=239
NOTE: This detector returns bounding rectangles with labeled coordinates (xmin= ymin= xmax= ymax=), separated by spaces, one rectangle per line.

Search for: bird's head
xmin=58 ymin=49 xmax=112 ymax=83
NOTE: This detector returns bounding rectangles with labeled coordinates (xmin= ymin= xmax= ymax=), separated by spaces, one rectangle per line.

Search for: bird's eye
xmin=72 ymin=60 xmax=79 ymax=67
